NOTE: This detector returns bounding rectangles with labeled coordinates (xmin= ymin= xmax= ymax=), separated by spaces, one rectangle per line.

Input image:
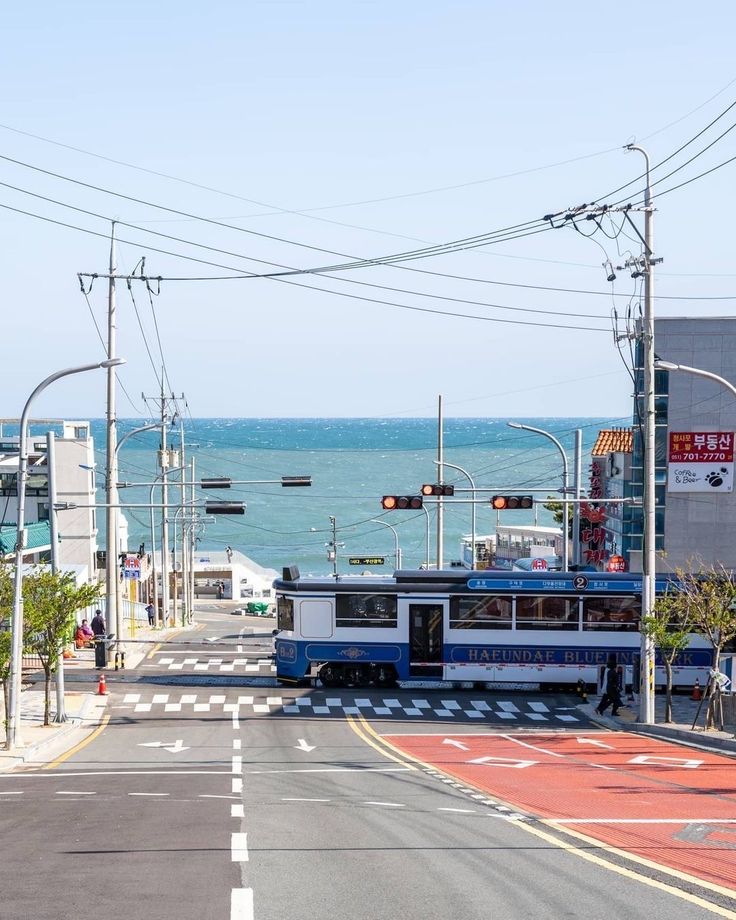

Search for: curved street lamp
xmin=655 ymin=360 xmax=736 ymax=399
xmin=6 ymin=357 xmax=125 ymax=751
xmin=370 ymin=519 xmax=402 ymax=569
xmin=508 ymin=422 xmax=569 ymax=572
xmin=435 ymin=458 xmax=476 ymax=570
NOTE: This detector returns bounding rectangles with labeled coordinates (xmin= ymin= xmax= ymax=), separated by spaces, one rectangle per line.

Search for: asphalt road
xmin=2 ymin=607 xmax=735 ymax=920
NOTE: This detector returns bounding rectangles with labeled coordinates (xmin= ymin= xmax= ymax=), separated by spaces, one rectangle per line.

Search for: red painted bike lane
xmin=382 ymin=730 xmax=736 ymax=892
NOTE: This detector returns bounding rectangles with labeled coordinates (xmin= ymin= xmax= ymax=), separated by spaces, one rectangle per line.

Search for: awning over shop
xmin=0 ymin=521 xmax=52 ymax=556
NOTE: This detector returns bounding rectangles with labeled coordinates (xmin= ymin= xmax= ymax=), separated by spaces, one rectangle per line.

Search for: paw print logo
xmin=706 ymin=467 xmax=729 ymax=488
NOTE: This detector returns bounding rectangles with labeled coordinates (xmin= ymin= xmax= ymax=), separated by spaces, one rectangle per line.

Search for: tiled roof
xmin=592 ymin=428 xmax=633 ymax=456
xmin=0 ymin=521 xmax=52 ymax=555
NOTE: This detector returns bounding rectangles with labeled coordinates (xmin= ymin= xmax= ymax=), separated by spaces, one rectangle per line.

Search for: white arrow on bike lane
xmin=442 ymin=738 xmax=470 ymax=751
xmin=576 ymin=737 xmax=615 ymax=749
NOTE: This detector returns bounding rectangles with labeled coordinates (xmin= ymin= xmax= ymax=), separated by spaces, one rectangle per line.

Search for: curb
xmin=625 ymin=721 xmax=736 ymax=754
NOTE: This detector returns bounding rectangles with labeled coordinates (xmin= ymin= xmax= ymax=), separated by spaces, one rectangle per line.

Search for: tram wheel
xmin=319 ymin=664 xmax=342 ymax=688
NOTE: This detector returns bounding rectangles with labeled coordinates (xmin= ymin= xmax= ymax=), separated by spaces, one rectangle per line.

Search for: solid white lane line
xmin=231 ymin=832 xmax=249 ymax=861
xmin=128 ymin=792 xmax=169 ymax=797
xmin=246 ymin=766 xmax=410 ymax=775
xmin=231 ymin=803 xmax=245 ymax=818
xmin=231 ymin=888 xmax=254 ymax=920
xmin=232 ymin=756 xmax=243 ymax=775
xmin=364 ymin=801 xmax=406 ymax=808
xmin=232 ymin=778 xmax=243 ymax=793
xmin=233 ymin=739 xmax=242 ymax=750
xmin=554 ymin=818 xmax=736 ymax=825
xmin=56 ymin=791 xmax=96 ymax=795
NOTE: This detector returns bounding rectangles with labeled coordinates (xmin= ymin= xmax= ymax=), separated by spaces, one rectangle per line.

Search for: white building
xmin=0 ymin=420 xmax=98 ymax=577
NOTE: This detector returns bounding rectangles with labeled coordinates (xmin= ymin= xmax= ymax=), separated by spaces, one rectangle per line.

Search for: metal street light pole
xmin=655 ymin=361 xmax=736 ymax=399
xmin=113 ymin=422 xmax=158 ymax=647
xmin=420 ymin=505 xmax=431 ymax=568
xmin=508 ymin=422 xmax=569 ymax=572
xmin=435 ymin=459 xmax=476 ymax=570
xmin=6 ymin=357 xmax=125 ymax=751
xmin=370 ymin=519 xmax=402 ymax=569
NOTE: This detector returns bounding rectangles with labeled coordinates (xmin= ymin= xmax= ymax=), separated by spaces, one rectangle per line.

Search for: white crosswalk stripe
xmin=116 ymin=693 xmax=579 ymax=722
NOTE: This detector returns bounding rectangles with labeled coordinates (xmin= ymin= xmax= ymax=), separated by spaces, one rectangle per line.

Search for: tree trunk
xmin=43 ymin=663 xmax=51 ymax=726
xmin=663 ymin=660 xmax=673 ymax=723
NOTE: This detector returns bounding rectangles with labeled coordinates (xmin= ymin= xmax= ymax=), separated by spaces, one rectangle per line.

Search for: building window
xmin=74 ymin=426 xmax=88 ymax=439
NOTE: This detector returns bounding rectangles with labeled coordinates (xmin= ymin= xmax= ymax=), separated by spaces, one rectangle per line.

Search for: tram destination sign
xmin=348 ymin=556 xmax=386 ymax=566
xmin=466 ymin=576 xmax=645 ymax=593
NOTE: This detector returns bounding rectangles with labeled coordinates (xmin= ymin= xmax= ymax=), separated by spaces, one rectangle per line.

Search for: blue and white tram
xmin=273 ymin=566 xmax=712 ymax=689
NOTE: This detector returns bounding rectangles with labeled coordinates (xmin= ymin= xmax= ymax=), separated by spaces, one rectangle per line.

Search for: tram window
xmin=277 ymin=597 xmax=294 ymax=631
xmin=450 ymin=595 xmax=512 ymax=629
xmin=336 ymin=594 xmax=398 ymax=628
xmin=583 ymin=596 xmax=639 ymax=631
xmin=516 ymin=596 xmax=579 ymax=631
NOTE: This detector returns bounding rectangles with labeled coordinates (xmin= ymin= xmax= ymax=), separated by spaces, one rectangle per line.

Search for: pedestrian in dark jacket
xmin=91 ymin=610 xmax=106 ymax=637
xmin=596 ymin=664 xmax=622 ymax=716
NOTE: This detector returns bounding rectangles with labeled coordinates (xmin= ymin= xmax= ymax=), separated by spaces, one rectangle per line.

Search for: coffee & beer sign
xmin=668 ymin=431 xmax=734 ymax=493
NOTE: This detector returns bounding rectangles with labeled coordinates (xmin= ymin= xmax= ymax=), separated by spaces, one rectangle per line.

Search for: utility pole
xmin=628 ymin=143 xmax=657 ymax=726
xmin=572 ymin=429 xmax=582 ymax=568
xmin=104 ymin=223 xmax=119 ymax=647
xmin=189 ymin=456 xmax=196 ymax=623
xmin=436 ymin=394 xmax=444 ymax=570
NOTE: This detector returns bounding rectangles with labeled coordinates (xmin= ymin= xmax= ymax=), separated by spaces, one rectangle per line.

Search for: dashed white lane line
xmin=232 ymin=711 xmax=240 ymax=730
xmin=56 ymin=791 xmax=96 ymax=795
xmin=233 ymin=739 xmax=242 ymax=750
xmin=231 ymin=888 xmax=254 ymax=920
xmin=282 ymin=797 xmax=330 ymax=803
xmin=438 ymin=807 xmax=475 ymax=813
xmin=232 ymin=778 xmax=243 ymax=794
xmin=232 ymin=756 xmax=243 ymax=775
xmin=128 ymin=792 xmax=169 ymax=797
xmin=231 ymin=832 xmax=249 ymax=861
xmin=364 ymin=801 xmax=405 ymax=808
xmin=0 ymin=790 xmax=24 ymax=795
xmin=231 ymin=803 xmax=245 ymax=818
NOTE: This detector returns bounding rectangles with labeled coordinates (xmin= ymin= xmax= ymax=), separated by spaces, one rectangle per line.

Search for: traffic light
xmin=421 ymin=484 xmax=455 ymax=496
xmin=381 ymin=495 xmax=423 ymax=510
xmin=205 ymin=501 xmax=246 ymax=514
xmin=490 ymin=495 xmax=534 ymax=510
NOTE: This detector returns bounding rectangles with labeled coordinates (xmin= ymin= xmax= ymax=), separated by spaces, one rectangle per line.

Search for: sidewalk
xmin=0 ymin=621 xmax=199 ymax=771
xmin=585 ymin=690 xmax=736 ymax=753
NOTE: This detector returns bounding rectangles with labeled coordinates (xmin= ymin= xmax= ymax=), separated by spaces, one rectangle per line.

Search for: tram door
xmin=409 ymin=602 xmax=444 ymax=678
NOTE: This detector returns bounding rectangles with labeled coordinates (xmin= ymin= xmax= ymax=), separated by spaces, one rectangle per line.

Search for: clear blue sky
xmin=2 ymin=1 xmax=735 ymax=419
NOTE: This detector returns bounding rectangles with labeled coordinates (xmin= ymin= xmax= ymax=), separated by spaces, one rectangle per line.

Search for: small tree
xmin=675 ymin=562 xmax=736 ymax=730
xmin=23 ymin=568 xmax=101 ymax=726
xmin=0 ymin=631 xmax=10 ymax=742
xmin=0 ymin=563 xmax=12 ymax=740
xmin=641 ymin=589 xmax=692 ymax=723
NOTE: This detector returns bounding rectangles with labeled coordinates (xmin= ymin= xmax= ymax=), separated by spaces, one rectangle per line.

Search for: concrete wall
xmin=657 ymin=317 xmax=736 ymax=570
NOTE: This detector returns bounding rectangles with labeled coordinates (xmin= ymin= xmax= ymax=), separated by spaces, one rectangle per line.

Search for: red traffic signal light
xmin=490 ymin=495 xmax=534 ymax=510
xmin=420 ymin=484 xmax=455 ymax=496
xmin=381 ymin=495 xmax=423 ymax=510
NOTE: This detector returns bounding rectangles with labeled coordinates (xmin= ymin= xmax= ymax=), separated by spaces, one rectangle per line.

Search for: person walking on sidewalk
xmin=596 ymin=662 xmax=623 ymax=716
xmin=146 ymin=602 xmax=155 ymax=626
xmin=91 ymin=609 xmax=106 ymax=637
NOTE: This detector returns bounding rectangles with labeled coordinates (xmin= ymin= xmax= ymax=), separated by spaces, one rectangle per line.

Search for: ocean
xmin=85 ymin=417 xmax=619 ymax=576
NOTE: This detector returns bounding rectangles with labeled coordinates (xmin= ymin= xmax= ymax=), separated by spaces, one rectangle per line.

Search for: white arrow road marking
xmin=629 ymin=754 xmax=703 ymax=769
xmin=295 ymin=739 xmax=316 ymax=752
xmin=468 ymin=756 xmax=537 ymax=769
xmin=577 ymin=737 xmax=615 ymax=749
xmin=138 ymin=740 xmax=190 ymax=753
xmin=205 ymin=636 xmax=218 ymax=643
xmin=442 ymin=738 xmax=470 ymax=751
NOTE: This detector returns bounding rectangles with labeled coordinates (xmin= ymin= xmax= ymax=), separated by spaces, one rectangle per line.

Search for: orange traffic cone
xmin=691 ymin=678 xmax=702 ymax=701
xmin=97 ymin=673 xmax=108 ymax=696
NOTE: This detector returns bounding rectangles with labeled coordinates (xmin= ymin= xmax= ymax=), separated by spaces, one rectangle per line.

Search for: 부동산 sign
xmin=668 ymin=431 xmax=734 ymax=493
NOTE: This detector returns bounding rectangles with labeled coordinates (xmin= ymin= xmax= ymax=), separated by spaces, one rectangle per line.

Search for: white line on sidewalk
xmin=231 ymin=832 xmax=249 ymax=861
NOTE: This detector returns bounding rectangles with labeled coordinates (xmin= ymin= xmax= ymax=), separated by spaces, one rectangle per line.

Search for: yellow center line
xmin=347 ymin=714 xmax=736 ymax=916
xmin=44 ymin=714 xmax=111 ymax=770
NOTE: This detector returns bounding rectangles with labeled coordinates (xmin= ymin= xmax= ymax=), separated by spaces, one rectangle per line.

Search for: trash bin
xmin=94 ymin=633 xmax=114 ymax=668
xmin=246 ymin=601 xmax=269 ymax=616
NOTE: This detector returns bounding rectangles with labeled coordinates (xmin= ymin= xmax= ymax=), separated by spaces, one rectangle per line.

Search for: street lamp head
xmin=654 ymin=360 xmax=679 ymax=371
xmin=100 ymin=358 xmax=126 ymax=369
xmin=507 ymin=422 xmax=523 ymax=430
